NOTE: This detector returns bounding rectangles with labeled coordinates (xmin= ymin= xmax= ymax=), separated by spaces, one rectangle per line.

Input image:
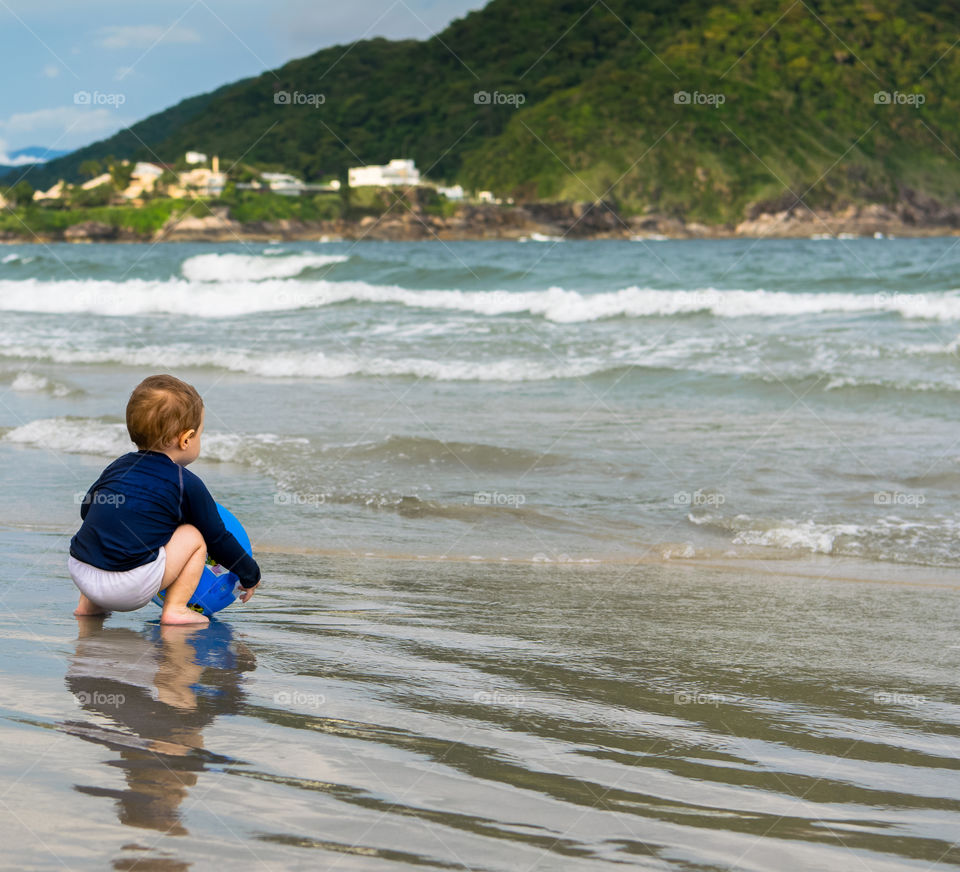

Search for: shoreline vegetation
xmin=3 ymin=187 xmax=960 ymax=244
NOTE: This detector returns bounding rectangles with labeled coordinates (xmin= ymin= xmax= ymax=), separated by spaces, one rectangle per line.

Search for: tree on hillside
xmin=72 ymin=184 xmax=113 ymax=208
xmin=110 ymin=160 xmax=134 ymax=191
xmin=9 ymin=181 xmax=35 ymax=208
xmin=79 ymin=160 xmax=103 ymax=180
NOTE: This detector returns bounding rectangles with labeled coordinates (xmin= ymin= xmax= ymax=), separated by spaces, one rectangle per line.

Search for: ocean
xmin=1 ymin=237 xmax=960 ymax=870
xmin=2 ymin=236 xmax=960 ymax=566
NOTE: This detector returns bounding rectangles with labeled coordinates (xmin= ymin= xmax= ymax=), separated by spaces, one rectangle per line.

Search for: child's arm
xmin=77 ymin=457 xmax=121 ymax=521
xmin=180 ymin=470 xmax=261 ymax=590
xmin=77 ymin=475 xmax=107 ymax=520
xmin=78 ymin=484 xmax=94 ymax=520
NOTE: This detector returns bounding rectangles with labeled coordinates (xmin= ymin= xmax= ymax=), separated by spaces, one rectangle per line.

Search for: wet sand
xmin=2 ymin=525 xmax=960 ymax=871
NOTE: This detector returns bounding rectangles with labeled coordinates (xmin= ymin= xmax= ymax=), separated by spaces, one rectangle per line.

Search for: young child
xmin=69 ymin=374 xmax=261 ymax=625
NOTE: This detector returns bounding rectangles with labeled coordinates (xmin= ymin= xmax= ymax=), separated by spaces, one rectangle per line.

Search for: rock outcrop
xmin=63 ymin=221 xmax=119 ymax=241
xmin=155 ymin=207 xmax=244 ymax=241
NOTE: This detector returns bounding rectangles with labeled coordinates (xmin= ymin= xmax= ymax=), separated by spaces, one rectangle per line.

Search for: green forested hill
xmin=16 ymin=0 xmax=960 ymax=223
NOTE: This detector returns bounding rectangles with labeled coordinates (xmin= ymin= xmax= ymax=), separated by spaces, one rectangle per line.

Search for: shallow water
xmin=2 ymin=531 xmax=960 ymax=870
xmin=2 ymin=238 xmax=960 ymax=566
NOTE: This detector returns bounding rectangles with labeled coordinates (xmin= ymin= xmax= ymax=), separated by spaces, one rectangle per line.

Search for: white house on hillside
xmin=261 ymin=172 xmax=305 ymax=196
xmin=437 ymin=184 xmax=464 ymax=200
xmin=121 ymin=163 xmax=166 ymax=199
xmin=81 ymin=172 xmax=113 ymax=191
xmin=180 ymin=167 xmax=227 ymax=197
xmin=348 ymin=159 xmax=420 ymax=188
xmin=33 ymin=180 xmax=67 ymax=202
xmin=133 ymin=162 xmax=164 ymax=180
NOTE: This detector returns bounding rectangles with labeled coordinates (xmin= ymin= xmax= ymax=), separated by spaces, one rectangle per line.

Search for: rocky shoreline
xmin=4 ymin=197 xmax=960 ymax=243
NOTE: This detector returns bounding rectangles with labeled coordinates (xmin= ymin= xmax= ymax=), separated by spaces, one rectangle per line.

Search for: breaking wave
xmin=1 ymin=277 xmax=959 ymax=322
xmin=180 ymin=252 xmax=348 ymax=282
xmin=1 ymin=416 xmax=308 ymax=466
xmin=688 ymin=512 xmax=960 ymax=567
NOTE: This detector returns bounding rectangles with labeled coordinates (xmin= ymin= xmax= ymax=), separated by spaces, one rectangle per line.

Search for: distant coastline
xmin=3 ymin=197 xmax=960 ymax=244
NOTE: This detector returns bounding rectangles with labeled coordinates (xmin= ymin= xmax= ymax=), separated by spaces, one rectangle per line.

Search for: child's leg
xmin=74 ymin=593 xmax=109 ymax=616
xmin=158 ymin=524 xmax=209 ymax=625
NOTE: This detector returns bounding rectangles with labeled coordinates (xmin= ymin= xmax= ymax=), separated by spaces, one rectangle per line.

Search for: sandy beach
xmin=2 ymin=517 xmax=960 ymax=870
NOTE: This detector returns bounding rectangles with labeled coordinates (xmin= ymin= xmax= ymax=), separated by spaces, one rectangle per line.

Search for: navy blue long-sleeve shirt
xmin=69 ymin=450 xmax=261 ymax=588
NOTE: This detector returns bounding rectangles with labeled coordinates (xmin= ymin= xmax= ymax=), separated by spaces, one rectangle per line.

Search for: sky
xmin=0 ymin=0 xmax=485 ymax=163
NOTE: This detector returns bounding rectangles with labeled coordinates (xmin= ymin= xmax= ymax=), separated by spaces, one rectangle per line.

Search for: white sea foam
xmin=690 ymin=512 xmax=960 ymax=565
xmin=1 ymin=324 xmax=957 ymax=387
xmin=10 ymin=371 xmax=73 ymax=397
xmin=180 ymin=252 xmax=348 ymax=282
xmin=822 ymin=375 xmax=956 ymax=393
xmin=519 ymin=233 xmax=564 ymax=243
xmin=0 ymin=344 xmax=607 ymax=381
xmin=1 ymin=416 xmax=307 ymax=463
xmin=1 ymin=278 xmax=959 ymax=322
xmin=1 ymin=330 xmax=956 ymax=386
xmin=2 ymin=253 xmax=37 ymax=265
xmin=730 ymin=518 xmax=864 ymax=554
xmin=908 ymin=335 xmax=960 ymax=357
xmin=3 ymin=417 xmax=134 ymax=457
xmin=0 ymin=277 xmax=347 ymax=317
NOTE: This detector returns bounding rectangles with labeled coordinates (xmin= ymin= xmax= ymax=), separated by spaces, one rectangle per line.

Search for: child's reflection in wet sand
xmin=65 ymin=617 xmax=255 ymax=838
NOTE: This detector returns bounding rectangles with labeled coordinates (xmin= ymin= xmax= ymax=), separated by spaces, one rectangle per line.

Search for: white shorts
xmin=68 ymin=548 xmax=167 ymax=612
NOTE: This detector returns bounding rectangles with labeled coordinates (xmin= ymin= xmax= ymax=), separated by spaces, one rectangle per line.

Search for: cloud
xmin=42 ymin=65 xmax=61 ymax=79
xmin=0 ymin=105 xmax=131 ymax=150
xmin=98 ymin=24 xmax=202 ymax=49
xmin=0 ymin=139 xmax=42 ymax=166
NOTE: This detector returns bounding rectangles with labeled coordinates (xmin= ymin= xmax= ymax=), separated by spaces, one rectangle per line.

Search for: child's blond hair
xmin=126 ymin=374 xmax=203 ymax=451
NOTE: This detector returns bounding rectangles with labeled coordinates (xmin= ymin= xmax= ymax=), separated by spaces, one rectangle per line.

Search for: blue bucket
xmin=152 ymin=503 xmax=252 ymax=617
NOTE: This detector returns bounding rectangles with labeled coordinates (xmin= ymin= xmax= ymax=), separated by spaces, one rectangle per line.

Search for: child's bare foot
xmin=160 ymin=606 xmax=210 ymax=625
xmin=74 ymin=594 xmax=110 ymax=617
